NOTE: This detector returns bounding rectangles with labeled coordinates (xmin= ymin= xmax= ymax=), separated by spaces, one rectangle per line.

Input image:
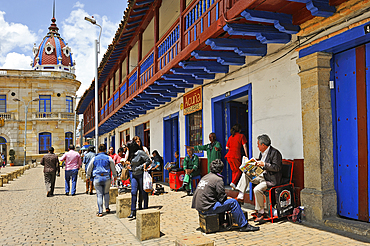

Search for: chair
xmin=191 ymin=175 xmax=201 ymax=192
xmin=250 ymin=160 xmax=294 ymax=223
xmin=152 ymin=170 xmax=163 ymax=183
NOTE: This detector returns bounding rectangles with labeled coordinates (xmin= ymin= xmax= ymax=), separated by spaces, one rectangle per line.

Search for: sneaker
xmin=230 ymin=183 xmax=236 ymax=190
xmin=240 ymin=224 xmax=260 ymax=232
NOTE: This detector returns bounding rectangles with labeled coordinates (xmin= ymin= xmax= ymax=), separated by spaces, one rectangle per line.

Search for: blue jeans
xmin=131 ymin=173 xmax=148 ymax=211
xmin=65 ymin=169 xmax=78 ymax=195
xmin=202 ymin=199 xmax=248 ymax=228
xmin=94 ymin=178 xmax=111 ymax=213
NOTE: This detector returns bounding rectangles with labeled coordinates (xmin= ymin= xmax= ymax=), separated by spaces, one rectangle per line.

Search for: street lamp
xmin=85 ymin=15 xmax=102 ymax=154
xmin=13 ymin=98 xmax=40 ymax=166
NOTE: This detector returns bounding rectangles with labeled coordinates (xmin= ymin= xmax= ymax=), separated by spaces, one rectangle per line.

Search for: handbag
xmin=120 ymin=165 xmax=130 ymax=181
xmin=143 ymin=171 xmax=153 ymax=192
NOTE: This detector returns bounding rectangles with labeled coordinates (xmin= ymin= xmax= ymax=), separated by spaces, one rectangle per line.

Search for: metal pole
xmin=94 ymin=39 xmax=99 ymax=153
xmin=24 ymin=104 xmax=28 ymax=166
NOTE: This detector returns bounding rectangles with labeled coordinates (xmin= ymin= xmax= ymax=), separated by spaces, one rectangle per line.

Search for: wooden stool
xmin=136 ymin=209 xmax=160 ymax=241
xmin=198 ymin=213 xmax=219 ymax=234
xmin=175 ymin=235 xmax=214 ymax=246
xmin=109 ymin=187 xmax=118 ymax=204
xmin=116 ymin=195 xmax=131 ymax=218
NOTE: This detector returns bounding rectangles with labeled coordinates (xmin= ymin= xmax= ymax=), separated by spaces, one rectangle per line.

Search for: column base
xmin=301 ymin=188 xmax=337 ymax=224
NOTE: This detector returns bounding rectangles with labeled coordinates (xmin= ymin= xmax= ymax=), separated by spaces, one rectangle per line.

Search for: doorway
xmin=0 ymin=136 xmax=7 ymax=164
xmin=163 ymin=112 xmax=179 ymax=181
xmin=333 ymin=44 xmax=370 ymax=222
xmin=212 ymin=84 xmax=252 ymax=184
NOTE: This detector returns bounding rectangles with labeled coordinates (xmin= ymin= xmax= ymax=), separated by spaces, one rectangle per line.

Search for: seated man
xmin=192 ymin=159 xmax=259 ymax=232
xmin=178 ymin=147 xmax=200 ymax=196
xmin=236 ymin=134 xmax=282 ymax=222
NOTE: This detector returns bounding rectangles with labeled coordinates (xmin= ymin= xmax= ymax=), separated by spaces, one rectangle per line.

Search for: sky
xmin=0 ymin=0 xmax=128 ymax=96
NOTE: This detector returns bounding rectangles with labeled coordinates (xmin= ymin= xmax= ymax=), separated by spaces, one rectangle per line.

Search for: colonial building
xmin=0 ymin=14 xmax=80 ymax=165
xmin=77 ymin=0 xmax=370 ymax=229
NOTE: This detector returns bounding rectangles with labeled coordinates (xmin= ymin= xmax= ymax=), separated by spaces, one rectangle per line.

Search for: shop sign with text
xmin=183 ymin=87 xmax=202 ymax=115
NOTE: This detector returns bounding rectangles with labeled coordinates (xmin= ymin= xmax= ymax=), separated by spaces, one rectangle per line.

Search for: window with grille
xmin=66 ymin=96 xmax=73 ymax=113
xmin=187 ymin=110 xmax=203 ymax=150
xmin=39 ymin=95 xmax=51 ymax=112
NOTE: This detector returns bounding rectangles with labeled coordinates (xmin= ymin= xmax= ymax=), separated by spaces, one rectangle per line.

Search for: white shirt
xmin=259 ymin=146 xmax=270 ymax=177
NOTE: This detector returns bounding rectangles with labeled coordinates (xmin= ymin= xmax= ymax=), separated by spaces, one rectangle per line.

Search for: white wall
xmin=101 ymin=49 xmax=303 ymax=160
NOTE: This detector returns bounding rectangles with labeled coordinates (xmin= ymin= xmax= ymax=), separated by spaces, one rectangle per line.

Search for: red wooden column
xmin=180 ymin=0 xmax=186 ymax=51
xmin=126 ymin=49 xmax=130 ymax=99
xmin=356 ymin=45 xmax=369 ymax=221
xmin=138 ymin=32 xmax=143 ymax=90
xmin=154 ymin=6 xmax=159 ymax=74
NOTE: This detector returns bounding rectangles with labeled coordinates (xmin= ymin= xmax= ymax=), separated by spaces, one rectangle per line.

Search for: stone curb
xmin=324 ymin=216 xmax=370 ymax=238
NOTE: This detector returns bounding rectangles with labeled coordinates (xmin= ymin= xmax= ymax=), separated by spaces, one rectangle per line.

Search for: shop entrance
xmin=0 ymin=136 xmax=7 ymax=165
xmin=212 ymin=84 xmax=252 ymax=185
xmin=163 ymin=113 xmax=179 ymax=181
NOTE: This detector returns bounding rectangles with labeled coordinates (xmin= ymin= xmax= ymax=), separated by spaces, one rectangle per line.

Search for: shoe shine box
xmin=198 ymin=213 xmax=219 ymax=234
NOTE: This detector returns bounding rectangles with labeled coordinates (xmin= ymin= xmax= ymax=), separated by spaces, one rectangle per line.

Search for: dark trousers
xmin=44 ymin=172 xmax=56 ymax=195
xmin=131 ymin=173 xmax=148 ymax=211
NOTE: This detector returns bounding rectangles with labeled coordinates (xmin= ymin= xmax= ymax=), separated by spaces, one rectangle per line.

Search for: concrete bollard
xmin=7 ymin=172 xmax=13 ymax=181
xmin=0 ymin=177 xmax=3 ymax=187
xmin=109 ymin=187 xmax=118 ymax=204
xmin=1 ymin=174 xmax=8 ymax=184
xmin=175 ymin=235 xmax=215 ymax=246
xmin=116 ymin=195 xmax=131 ymax=218
xmin=136 ymin=209 xmax=160 ymax=241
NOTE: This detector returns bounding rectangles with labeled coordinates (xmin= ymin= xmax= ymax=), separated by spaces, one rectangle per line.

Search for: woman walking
xmin=225 ymin=124 xmax=248 ymax=189
xmin=126 ymin=141 xmax=151 ymax=219
xmin=86 ymin=144 xmax=117 ymax=217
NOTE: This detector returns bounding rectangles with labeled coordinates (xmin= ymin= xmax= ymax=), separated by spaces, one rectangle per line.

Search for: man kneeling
xmin=191 ymin=159 xmax=259 ymax=232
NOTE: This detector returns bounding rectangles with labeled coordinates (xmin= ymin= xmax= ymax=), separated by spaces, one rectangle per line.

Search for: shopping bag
xmin=143 ymin=171 xmax=153 ymax=192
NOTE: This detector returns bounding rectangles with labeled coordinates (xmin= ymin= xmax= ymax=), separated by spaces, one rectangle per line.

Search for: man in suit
xmin=235 ymin=134 xmax=282 ymax=222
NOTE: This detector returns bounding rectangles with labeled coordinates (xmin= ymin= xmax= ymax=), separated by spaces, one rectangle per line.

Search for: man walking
xmin=83 ymin=146 xmax=95 ymax=195
xmin=40 ymin=147 xmax=60 ymax=197
xmin=60 ymin=144 xmax=82 ymax=196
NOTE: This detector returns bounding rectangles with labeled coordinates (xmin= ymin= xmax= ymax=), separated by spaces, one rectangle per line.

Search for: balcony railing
xmin=88 ymin=0 xmax=233 ymax=126
xmin=84 ymin=117 xmax=95 ymax=134
xmin=32 ymin=112 xmax=74 ymax=120
xmin=0 ymin=112 xmax=14 ymax=120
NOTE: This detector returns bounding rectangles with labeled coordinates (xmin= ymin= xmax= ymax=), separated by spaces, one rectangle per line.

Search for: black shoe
xmin=187 ymin=191 xmax=193 ymax=196
xmin=240 ymin=224 xmax=260 ymax=232
xmin=71 ymin=194 xmax=76 ymax=196
xmin=65 ymin=192 xmax=69 ymax=196
xmin=128 ymin=210 xmax=136 ymax=218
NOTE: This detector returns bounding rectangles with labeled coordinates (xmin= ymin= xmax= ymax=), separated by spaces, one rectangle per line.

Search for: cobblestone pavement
xmin=0 ymin=165 xmax=369 ymax=245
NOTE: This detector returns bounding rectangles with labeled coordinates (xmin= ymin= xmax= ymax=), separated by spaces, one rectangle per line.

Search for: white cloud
xmin=73 ymin=2 xmax=84 ymax=8
xmin=0 ymin=52 xmax=32 ymax=70
xmin=61 ymin=5 xmax=120 ymax=96
xmin=0 ymin=11 xmax=37 ymax=67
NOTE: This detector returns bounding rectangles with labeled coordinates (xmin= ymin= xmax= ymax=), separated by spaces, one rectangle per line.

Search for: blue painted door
xmin=111 ymin=135 xmax=115 ymax=152
xmin=164 ymin=114 xmax=179 ymax=181
xmin=224 ymin=101 xmax=248 ymax=184
xmin=334 ymin=44 xmax=370 ymax=222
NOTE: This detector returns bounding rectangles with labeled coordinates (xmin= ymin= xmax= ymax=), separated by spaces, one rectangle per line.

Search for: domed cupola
xmin=32 ymin=12 xmax=76 ymax=74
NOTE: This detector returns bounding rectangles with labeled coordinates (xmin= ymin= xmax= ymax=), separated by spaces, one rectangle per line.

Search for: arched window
xmin=65 ymin=132 xmax=73 ymax=151
xmin=0 ymin=136 xmax=6 ymax=144
xmin=39 ymin=132 xmax=52 ymax=154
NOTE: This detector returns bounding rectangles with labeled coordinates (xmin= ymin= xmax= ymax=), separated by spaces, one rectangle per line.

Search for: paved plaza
xmin=0 ymin=165 xmax=369 ymax=245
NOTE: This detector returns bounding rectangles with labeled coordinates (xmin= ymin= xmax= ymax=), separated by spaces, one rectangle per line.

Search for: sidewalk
xmin=0 ymin=165 xmax=369 ymax=245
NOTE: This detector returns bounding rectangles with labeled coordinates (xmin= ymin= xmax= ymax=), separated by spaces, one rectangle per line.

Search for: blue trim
xmin=216 ymin=3 xmax=219 ymax=21
xmin=66 ymin=96 xmax=73 ymax=113
xmin=0 ymin=95 xmax=6 ymax=113
xmin=54 ymin=37 xmax=61 ymax=64
xmin=114 ymin=92 xmax=119 ymax=101
xmin=211 ymin=83 xmax=253 ymax=160
xmin=0 ymin=136 xmax=7 ymax=143
xmin=39 ymin=132 xmax=52 ymax=154
xmin=299 ymin=20 xmax=370 ymax=58
xmin=39 ymin=95 xmax=51 ymax=113
xmin=128 ymin=71 xmax=138 ymax=86
xmin=330 ymin=57 xmax=337 ymax=193
xmin=109 ymin=98 xmax=113 ymax=107
xmin=163 ymin=112 xmax=180 ymax=179
xmin=38 ymin=38 xmax=48 ymax=65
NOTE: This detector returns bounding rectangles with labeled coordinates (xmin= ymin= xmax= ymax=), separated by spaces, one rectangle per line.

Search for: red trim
xmin=356 ymin=45 xmax=369 ymax=222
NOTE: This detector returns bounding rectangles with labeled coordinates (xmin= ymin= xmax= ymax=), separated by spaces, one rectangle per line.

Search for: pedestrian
xmin=40 ymin=146 xmax=60 ymax=197
xmin=225 ymin=124 xmax=248 ymax=189
xmin=1 ymin=152 xmax=5 ymax=167
xmin=83 ymin=146 xmax=95 ymax=195
xmin=60 ymin=144 xmax=82 ymax=196
xmin=126 ymin=141 xmax=152 ymax=219
xmin=0 ymin=152 xmax=3 ymax=168
xmin=192 ymin=132 xmax=222 ymax=173
xmin=86 ymin=144 xmax=117 ymax=217
xmin=178 ymin=147 xmax=200 ymax=196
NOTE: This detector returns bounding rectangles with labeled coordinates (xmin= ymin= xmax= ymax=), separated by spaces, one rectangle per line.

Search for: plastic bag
xmin=143 ymin=171 xmax=153 ymax=192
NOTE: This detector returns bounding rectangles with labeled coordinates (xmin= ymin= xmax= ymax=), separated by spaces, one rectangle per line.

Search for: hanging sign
xmin=183 ymin=87 xmax=202 ymax=115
